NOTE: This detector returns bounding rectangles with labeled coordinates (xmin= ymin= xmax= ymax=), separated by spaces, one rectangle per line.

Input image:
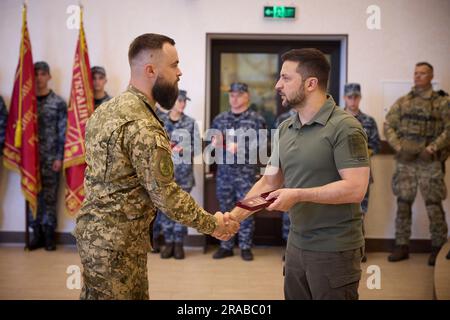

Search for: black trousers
xmin=284 ymin=242 xmax=363 ymax=300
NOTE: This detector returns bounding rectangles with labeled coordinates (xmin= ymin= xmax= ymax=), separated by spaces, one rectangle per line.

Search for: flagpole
xmin=14 ymin=3 xmax=27 ymax=148
xmin=24 ymin=201 xmax=30 ymax=250
xmin=21 ymin=2 xmax=30 ymax=251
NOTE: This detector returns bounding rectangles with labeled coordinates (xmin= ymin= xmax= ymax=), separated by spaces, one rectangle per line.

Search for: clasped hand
xmin=211 ymin=212 xmax=240 ymax=241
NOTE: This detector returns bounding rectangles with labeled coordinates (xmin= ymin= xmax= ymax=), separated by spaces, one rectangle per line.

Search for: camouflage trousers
xmin=151 ymin=211 xmax=163 ymax=240
xmin=392 ymin=160 xmax=448 ymax=247
xmin=216 ymin=165 xmax=257 ymax=250
xmin=159 ymin=186 xmax=192 ymax=243
xmin=77 ymin=239 xmax=149 ymax=300
xmin=282 ymin=212 xmax=290 ymax=241
xmin=27 ymin=161 xmax=60 ymax=229
xmin=361 ymin=188 xmax=370 ymax=214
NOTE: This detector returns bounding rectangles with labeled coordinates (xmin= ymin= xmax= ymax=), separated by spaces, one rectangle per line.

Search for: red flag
xmin=3 ymin=5 xmax=40 ymax=216
xmin=63 ymin=6 xmax=94 ymax=216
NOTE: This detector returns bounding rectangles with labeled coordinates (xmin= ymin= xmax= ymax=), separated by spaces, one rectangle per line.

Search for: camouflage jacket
xmin=36 ymin=90 xmax=67 ymax=162
xmin=163 ymin=112 xmax=201 ymax=191
xmin=74 ymin=86 xmax=217 ymax=254
xmin=384 ymin=87 xmax=449 ymax=159
xmin=0 ymin=96 xmax=7 ymax=154
xmin=350 ymin=110 xmax=381 ymax=154
xmin=211 ymin=108 xmax=267 ymax=167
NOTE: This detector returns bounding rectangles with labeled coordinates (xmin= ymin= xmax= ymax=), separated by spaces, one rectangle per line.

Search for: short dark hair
xmin=128 ymin=33 xmax=175 ymax=65
xmin=281 ymin=48 xmax=330 ymax=90
xmin=34 ymin=61 xmax=50 ymax=75
xmin=416 ymin=61 xmax=433 ymax=72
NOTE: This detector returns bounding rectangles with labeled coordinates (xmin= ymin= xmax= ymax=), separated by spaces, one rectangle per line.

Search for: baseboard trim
xmin=0 ymin=231 xmax=77 ymax=245
xmin=0 ymin=231 xmax=434 ymax=253
xmin=365 ymin=238 xmax=432 ymax=253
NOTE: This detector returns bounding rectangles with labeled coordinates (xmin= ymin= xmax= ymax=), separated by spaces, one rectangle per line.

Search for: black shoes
xmin=151 ymin=235 xmax=164 ymax=254
xmin=161 ymin=243 xmax=186 ymax=259
xmin=174 ymin=243 xmax=185 ymax=260
xmin=212 ymin=248 xmax=254 ymax=261
xmin=29 ymin=226 xmax=56 ymax=251
xmin=212 ymin=248 xmax=234 ymax=259
xmin=161 ymin=243 xmax=174 ymax=259
xmin=241 ymin=249 xmax=254 ymax=261
xmin=44 ymin=227 xmax=56 ymax=251
xmin=28 ymin=226 xmax=45 ymax=251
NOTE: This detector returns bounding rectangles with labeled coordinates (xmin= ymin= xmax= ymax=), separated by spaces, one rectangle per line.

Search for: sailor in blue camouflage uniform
xmin=159 ymin=90 xmax=201 ymax=259
xmin=274 ymin=108 xmax=297 ymax=246
xmin=344 ymin=83 xmax=380 ymax=262
xmin=0 ymin=96 xmax=7 ymax=155
xmin=28 ymin=61 xmax=68 ymax=251
xmin=211 ymin=82 xmax=266 ymax=261
xmin=155 ymin=103 xmax=169 ymax=119
xmin=91 ymin=66 xmax=112 ymax=109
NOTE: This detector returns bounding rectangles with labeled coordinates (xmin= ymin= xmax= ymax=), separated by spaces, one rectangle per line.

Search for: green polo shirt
xmin=269 ymin=96 xmax=369 ymax=252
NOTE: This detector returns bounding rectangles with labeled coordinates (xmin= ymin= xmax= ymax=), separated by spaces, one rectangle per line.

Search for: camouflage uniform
xmin=0 ymin=96 xmax=7 ymax=154
xmin=274 ymin=109 xmax=297 ymax=241
xmin=151 ymin=109 xmax=168 ymax=241
xmin=351 ymin=110 xmax=381 ymax=214
xmin=28 ymin=90 xmax=67 ymax=230
xmin=159 ymin=112 xmax=201 ymax=244
xmin=212 ymin=109 xmax=266 ymax=251
xmin=74 ymin=85 xmax=217 ymax=300
xmin=384 ymin=87 xmax=449 ymax=247
xmin=94 ymin=92 xmax=112 ymax=109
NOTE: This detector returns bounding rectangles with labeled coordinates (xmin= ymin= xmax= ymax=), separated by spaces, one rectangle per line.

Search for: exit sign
xmin=264 ymin=6 xmax=296 ymax=19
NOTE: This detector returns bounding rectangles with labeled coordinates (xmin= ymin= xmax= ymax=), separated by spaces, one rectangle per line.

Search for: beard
xmin=286 ymin=83 xmax=306 ymax=107
xmin=280 ymin=82 xmax=307 ymax=109
xmin=152 ymin=75 xmax=179 ymax=110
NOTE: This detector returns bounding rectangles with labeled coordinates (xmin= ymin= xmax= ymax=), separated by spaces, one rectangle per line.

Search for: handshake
xmin=210 ymin=212 xmax=240 ymax=241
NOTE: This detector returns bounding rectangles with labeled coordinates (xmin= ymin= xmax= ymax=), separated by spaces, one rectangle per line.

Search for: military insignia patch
xmin=155 ymin=148 xmax=174 ymax=184
xmin=160 ymin=153 xmax=173 ymax=177
xmin=349 ymin=132 xmax=368 ymax=160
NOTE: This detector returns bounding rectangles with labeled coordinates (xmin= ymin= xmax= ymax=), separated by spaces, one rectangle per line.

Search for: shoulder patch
xmin=154 ymin=148 xmax=174 ymax=184
xmin=348 ymin=132 xmax=368 ymax=160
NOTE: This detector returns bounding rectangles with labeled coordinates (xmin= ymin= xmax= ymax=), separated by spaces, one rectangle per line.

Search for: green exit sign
xmin=264 ymin=6 xmax=296 ymax=19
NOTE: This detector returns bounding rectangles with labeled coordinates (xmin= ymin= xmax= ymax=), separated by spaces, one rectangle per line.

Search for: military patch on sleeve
xmin=348 ymin=132 xmax=368 ymax=160
xmin=155 ymin=148 xmax=174 ymax=184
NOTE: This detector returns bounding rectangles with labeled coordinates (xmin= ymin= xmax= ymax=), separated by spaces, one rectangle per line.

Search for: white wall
xmin=0 ymin=0 xmax=449 ymax=239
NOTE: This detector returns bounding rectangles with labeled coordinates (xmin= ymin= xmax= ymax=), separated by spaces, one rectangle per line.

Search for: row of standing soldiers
xmin=0 ymin=62 xmax=111 ymax=251
xmin=0 ymin=62 xmax=448 ymax=265
xmin=151 ymin=62 xmax=449 ymax=266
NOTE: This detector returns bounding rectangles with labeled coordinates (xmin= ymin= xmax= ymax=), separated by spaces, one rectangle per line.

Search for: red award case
xmin=236 ymin=191 xmax=276 ymax=211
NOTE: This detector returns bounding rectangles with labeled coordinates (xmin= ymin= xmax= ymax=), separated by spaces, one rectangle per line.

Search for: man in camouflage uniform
xmin=211 ymin=82 xmax=267 ymax=261
xmin=74 ymin=33 xmax=238 ymax=300
xmin=384 ymin=62 xmax=449 ymax=266
xmin=28 ymin=62 xmax=67 ymax=251
xmin=0 ymin=96 xmax=7 ymax=154
xmin=158 ymin=90 xmax=201 ymax=259
xmin=344 ymin=83 xmax=381 ymax=262
xmin=274 ymin=108 xmax=297 ymax=249
xmin=91 ymin=66 xmax=112 ymax=109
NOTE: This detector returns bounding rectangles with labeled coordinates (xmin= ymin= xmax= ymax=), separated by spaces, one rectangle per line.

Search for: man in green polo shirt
xmin=230 ymin=48 xmax=370 ymax=300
